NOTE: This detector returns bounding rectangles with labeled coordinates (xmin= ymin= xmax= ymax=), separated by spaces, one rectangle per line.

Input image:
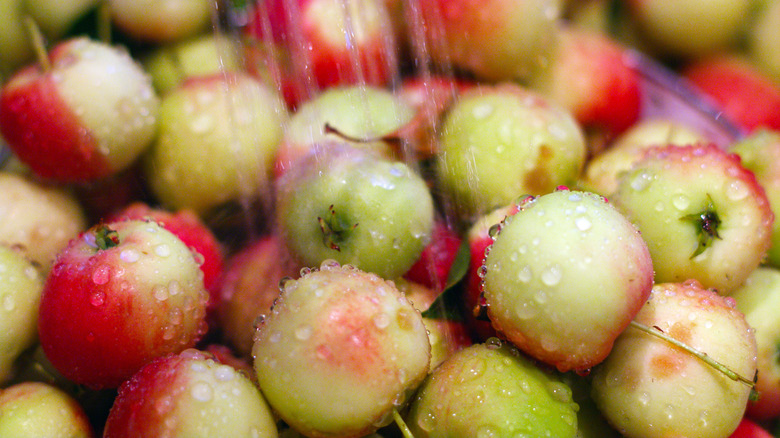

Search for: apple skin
xmin=682 ymin=55 xmax=780 ymax=133
xmin=37 ymin=219 xmax=210 ymax=389
xmin=748 ymin=0 xmax=780 ymax=85
xmin=728 ymin=418 xmax=774 ymax=438
xmin=403 ymin=218 xmax=462 ymax=292
xmin=591 ymin=281 xmax=758 ymax=438
xmin=611 ymin=143 xmax=774 ymax=295
xmin=24 ymin=0 xmax=100 ymax=40
xmin=0 ymin=381 xmax=94 ymax=438
xmin=482 ymin=188 xmax=654 ymax=372
xmin=252 ymin=262 xmax=431 ymax=438
xmin=729 ymin=266 xmax=780 ymax=420
xmin=434 ymin=83 xmax=587 ymax=221
xmin=0 ymin=171 xmax=88 ymax=272
xmin=0 ymin=245 xmax=43 ymax=384
xmin=103 ymin=349 xmax=278 ymax=438
xmin=417 ymin=0 xmax=560 ymax=81
xmin=275 ymin=144 xmax=434 ymax=280
xmin=405 ymin=340 xmax=579 ymax=438
xmin=0 ymin=37 xmax=160 ymax=183
xmin=109 ymin=0 xmax=213 ymax=43
xmin=0 ymin=0 xmax=33 ymax=74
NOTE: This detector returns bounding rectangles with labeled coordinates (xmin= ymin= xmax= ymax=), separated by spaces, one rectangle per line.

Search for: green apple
xmin=748 ymin=0 xmax=780 ymax=84
xmin=275 ymin=144 xmax=434 ymax=280
xmin=0 ymin=381 xmax=94 ymax=437
xmin=435 ymin=83 xmax=587 ymax=221
xmin=109 ymin=0 xmax=213 ymax=43
xmin=611 ymin=144 xmax=774 ymax=294
xmin=405 ymin=339 xmax=579 ymax=437
xmin=24 ymin=0 xmax=100 ymax=40
xmin=0 ymin=0 xmax=33 ymax=75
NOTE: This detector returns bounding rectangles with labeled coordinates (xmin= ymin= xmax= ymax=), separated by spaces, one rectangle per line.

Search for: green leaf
xmin=421 ymin=239 xmax=471 ymax=321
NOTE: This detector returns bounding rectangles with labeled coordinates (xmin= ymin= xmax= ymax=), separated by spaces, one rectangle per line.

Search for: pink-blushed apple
xmin=109 ymin=0 xmax=213 ymax=43
xmin=482 ymin=188 xmax=654 ymax=372
xmin=682 ymin=55 xmax=780 ymax=133
xmin=0 ymin=171 xmax=88 ymax=272
xmin=38 ymin=219 xmax=210 ymax=389
xmin=217 ymin=234 xmax=300 ymax=358
xmin=405 ymin=339 xmax=579 ymax=437
xmin=275 ymin=144 xmax=434 ymax=280
xmin=434 ymin=82 xmax=587 ymax=221
xmin=247 ymin=0 xmax=398 ymax=92
xmin=729 ymin=418 xmax=774 ymax=438
xmin=143 ymin=72 xmax=288 ymax=216
xmin=416 ymin=0 xmax=560 ymax=81
xmin=252 ymin=261 xmax=431 ymax=438
xmin=579 ymin=117 xmax=708 ymax=197
xmin=730 ymin=129 xmax=780 ymax=268
xmin=611 ymin=143 xmax=774 ymax=294
xmin=529 ymin=25 xmax=642 ymax=150
xmin=273 ymin=84 xmax=415 ymax=177
xmin=624 ymin=0 xmax=751 ymax=58
xmin=591 ymin=281 xmax=758 ymax=438
xmin=103 ymin=349 xmax=278 ymax=438
xmin=0 ymin=381 xmax=94 ymax=438
xmin=0 ymin=244 xmax=43 ymax=384
xmin=403 ymin=218 xmax=462 ymax=292
xmin=729 ymin=266 xmax=780 ymax=420
xmin=0 ymin=37 xmax=160 ymax=183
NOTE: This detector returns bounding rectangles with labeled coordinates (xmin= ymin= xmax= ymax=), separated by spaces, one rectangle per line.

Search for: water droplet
xmin=726 ymin=180 xmax=749 ymax=200
xmin=2 ymin=294 xmax=15 ymax=311
xmin=472 ymin=103 xmax=494 ymax=119
xmin=485 ymin=337 xmax=502 ymax=349
xmin=373 ymin=313 xmax=390 ymax=329
xmin=154 ymin=244 xmax=171 ymax=257
xmin=90 ymin=291 xmax=106 ymax=307
xmin=541 ymin=265 xmax=562 ymax=286
xmin=153 ymin=285 xmax=169 ymax=301
xmin=120 ymin=249 xmax=140 ymax=263
xmin=191 ymin=381 xmax=213 ymax=402
xmin=575 ymin=216 xmax=591 ymax=231
xmin=672 ymin=194 xmax=690 ymax=210
xmin=92 ymin=265 xmax=110 ymax=285
xmin=294 ymin=325 xmax=313 ymax=340
xmin=190 ymin=114 xmax=213 ymax=134
xmin=214 ymin=365 xmax=235 ymax=381
xmin=629 ymin=170 xmax=653 ymax=191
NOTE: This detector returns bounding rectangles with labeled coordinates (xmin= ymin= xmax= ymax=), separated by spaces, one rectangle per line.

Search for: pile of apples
xmin=4 ymin=0 xmax=780 ymax=437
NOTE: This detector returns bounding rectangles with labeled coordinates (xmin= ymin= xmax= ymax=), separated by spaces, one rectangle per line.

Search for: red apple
xmin=403 ymin=218 xmax=462 ymax=292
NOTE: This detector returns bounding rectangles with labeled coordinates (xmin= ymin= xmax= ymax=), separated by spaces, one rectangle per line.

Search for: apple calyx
xmin=628 ymin=320 xmax=757 ymax=395
xmin=317 ymin=204 xmax=358 ymax=251
xmin=93 ymin=225 xmax=120 ymax=250
xmin=680 ymin=195 xmax=722 ymax=258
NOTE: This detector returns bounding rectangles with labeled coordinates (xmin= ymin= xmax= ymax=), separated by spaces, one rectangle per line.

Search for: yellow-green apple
xmin=434 ymin=83 xmax=587 ymax=221
xmin=748 ymin=0 xmax=780 ymax=84
xmin=623 ymin=0 xmax=751 ymax=58
xmin=580 ymin=118 xmax=708 ymax=196
xmin=24 ymin=0 xmax=100 ymax=40
xmin=252 ymin=262 xmax=431 ymax=437
xmin=482 ymin=188 xmax=653 ymax=372
xmin=529 ymin=25 xmax=642 ymax=150
xmin=143 ymin=34 xmax=245 ymax=95
xmin=682 ymin=55 xmax=780 ymax=133
xmin=103 ymin=349 xmax=278 ymax=438
xmin=0 ymin=37 xmax=160 ymax=183
xmin=731 ymin=129 xmax=780 ymax=268
xmin=217 ymin=234 xmax=300 ymax=358
xmin=109 ymin=0 xmax=213 ymax=43
xmin=591 ymin=281 xmax=758 ymax=438
xmin=275 ymin=144 xmax=434 ymax=280
xmin=37 ymin=219 xmax=210 ymax=389
xmin=0 ymin=245 xmax=43 ymax=384
xmin=0 ymin=381 xmax=94 ymax=438
xmin=611 ymin=144 xmax=774 ymax=294
xmin=0 ymin=171 xmax=88 ymax=272
xmin=405 ymin=339 xmax=579 ymax=437
xmin=273 ymin=84 xmax=415 ymax=177
xmin=729 ymin=266 xmax=780 ymax=420
xmin=416 ymin=0 xmax=560 ymax=81
xmin=143 ymin=72 xmax=288 ymax=216
xmin=0 ymin=0 xmax=33 ymax=75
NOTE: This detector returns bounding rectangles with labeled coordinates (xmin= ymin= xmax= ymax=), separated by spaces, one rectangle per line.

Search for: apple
xmin=0 ymin=0 xmax=33 ymax=75
xmin=729 ymin=418 xmax=774 ymax=438
xmin=748 ymin=0 xmax=780 ymax=85
xmin=682 ymin=55 xmax=780 ymax=133
xmin=0 ymin=245 xmax=43 ymax=384
xmin=591 ymin=280 xmax=758 ymax=438
xmin=0 ymin=381 xmax=94 ymax=438
xmin=103 ymin=349 xmax=278 ymax=438
xmin=730 ymin=129 xmax=780 ymax=268
xmin=729 ymin=266 xmax=780 ymax=420
xmin=252 ymin=261 xmax=431 ymax=437
xmin=24 ymin=0 xmax=101 ymax=40
xmin=434 ymin=82 xmax=587 ymax=221
xmin=416 ymin=0 xmax=560 ymax=81
xmin=37 ymin=219 xmax=210 ymax=389
xmin=0 ymin=37 xmax=160 ymax=183
xmin=109 ymin=0 xmax=213 ymax=43
xmin=0 ymin=171 xmax=88 ymax=272
xmin=217 ymin=234 xmax=300 ymax=357
xmin=403 ymin=218 xmax=462 ymax=292
xmin=482 ymin=188 xmax=654 ymax=372
xmin=611 ymin=143 xmax=774 ymax=294
xmin=275 ymin=144 xmax=434 ymax=280
xmin=579 ymin=117 xmax=708 ymax=197
xmin=143 ymin=72 xmax=288 ymax=217
xmin=405 ymin=339 xmax=579 ymax=437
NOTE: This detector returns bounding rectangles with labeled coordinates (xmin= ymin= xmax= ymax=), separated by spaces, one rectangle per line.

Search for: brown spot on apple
xmin=524 ymin=144 xmax=553 ymax=193
xmin=650 ymin=351 xmax=687 ymax=379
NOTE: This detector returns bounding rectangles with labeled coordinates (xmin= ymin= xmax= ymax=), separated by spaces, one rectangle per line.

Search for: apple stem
xmin=24 ymin=16 xmax=51 ymax=73
xmin=94 ymin=225 xmax=120 ymax=250
xmin=392 ymin=408 xmax=416 ymax=438
xmin=97 ymin=0 xmax=112 ymax=44
xmin=629 ymin=320 xmax=755 ymax=388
